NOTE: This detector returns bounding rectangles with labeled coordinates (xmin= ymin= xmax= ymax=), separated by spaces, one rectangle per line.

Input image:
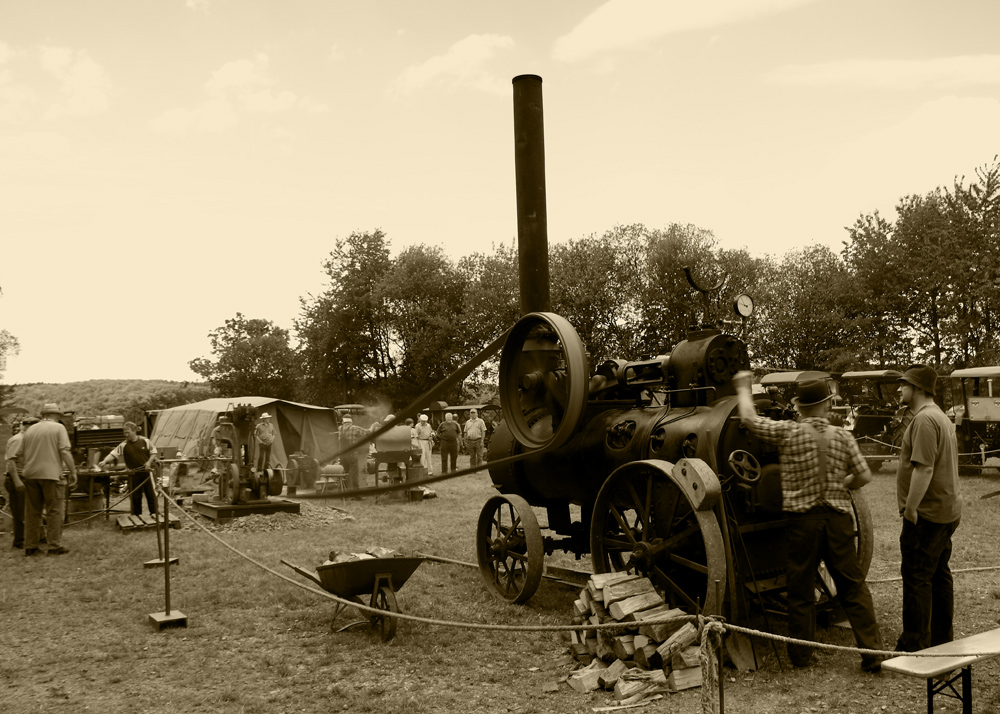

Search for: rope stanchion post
xmin=144 ymin=468 xmax=178 ymax=568
xmin=148 ymin=488 xmax=186 ymax=630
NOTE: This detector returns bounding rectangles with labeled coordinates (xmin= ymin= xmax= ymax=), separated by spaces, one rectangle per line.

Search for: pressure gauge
xmin=734 ymin=294 xmax=754 ymax=318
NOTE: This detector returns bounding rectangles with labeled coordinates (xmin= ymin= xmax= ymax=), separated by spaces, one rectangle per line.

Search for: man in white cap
xmin=894 ymin=364 xmax=961 ymax=652
xmin=17 ymin=404 xmax=77 ymax=556
xmin=414 ymin=414 xmax=434 ymax=474
xmin=254 ymin=412 xmax=275 ymax=473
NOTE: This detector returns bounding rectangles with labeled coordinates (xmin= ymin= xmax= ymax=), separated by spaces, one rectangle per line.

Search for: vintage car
xmin=838 ymin=370 xmax=904 ymax=472
xmin=950 ymin=366 xmax=1000 ymax=472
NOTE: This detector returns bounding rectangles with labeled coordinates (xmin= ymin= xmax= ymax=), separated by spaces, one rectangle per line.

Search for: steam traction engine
xmin=479 ymin=302 xmax=873 ymax=624
xmin=475 ymin=75 xmax=872 ymax=626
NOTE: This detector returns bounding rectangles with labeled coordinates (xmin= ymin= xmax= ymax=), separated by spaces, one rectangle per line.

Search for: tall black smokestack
xmin=512 ymin=74 xmax=550 ymax=314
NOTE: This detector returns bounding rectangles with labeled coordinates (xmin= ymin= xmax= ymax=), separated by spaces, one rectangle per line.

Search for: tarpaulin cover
xmin=150 ymin=396 xmax=340 ymax=468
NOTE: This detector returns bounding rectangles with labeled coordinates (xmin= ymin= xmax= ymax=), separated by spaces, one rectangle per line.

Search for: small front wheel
xmin=476 ymin=494 xmax=544 ymax=604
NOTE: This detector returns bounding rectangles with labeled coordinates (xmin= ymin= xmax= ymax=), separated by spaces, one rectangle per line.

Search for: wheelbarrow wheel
xmin=370 ymin=585 xmax=398 ymax=641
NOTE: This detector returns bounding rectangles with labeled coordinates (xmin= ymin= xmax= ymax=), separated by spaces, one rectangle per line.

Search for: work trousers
xmin=129 ymin=471 xmax=158 ymax=516
xmin=4 ymin=474 xmax=26 ymax=547
xmin=440 ymin=440 xmax=459 ymax=473
xmin=256 ymin=443 xmax=272 ymax=473
xmin=897 ymin=515 xmax=960 ymax=652
xmin=342 ymin=452 xmax=363 ymax=490
xmin=418 ymin=440 xmax=433 ymax=473
xmin=24 ymin=479 xmax=65 ymax=550
xmin=784 ymin=506 xmax=883 ymax=667
xmin=466 ymin=438 xmax=484 ymax=469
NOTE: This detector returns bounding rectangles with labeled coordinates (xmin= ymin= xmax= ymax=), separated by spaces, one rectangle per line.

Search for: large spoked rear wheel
xmin=590 ymin=460 xmax=727 ymax=616
xmin=476 ymin=494 xmax=544 ymax=604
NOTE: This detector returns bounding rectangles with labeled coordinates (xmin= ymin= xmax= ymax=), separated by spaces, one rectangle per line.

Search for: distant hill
xmin=4 ymin=379 xmax=214 ymax=423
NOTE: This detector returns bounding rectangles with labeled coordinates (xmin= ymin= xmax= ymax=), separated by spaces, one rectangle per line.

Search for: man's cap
xmin=384 ymin=414 xmax=395 ymax=422
xmin=341 ymin=416 xmax=352 ymax=423
xmin=898 ymin=364 xmax=938 ymax=396
xmin=419 ymin=414 xmax=429 ymax=421
xmin=260 ymin=412 xmax=271 ymax=419
xmin=469 ymin=409 xmax=478 ymax=414
xmin=41 ymin=403 xmax=63 ymax=415
xmin=791 ymin=379 xmax=834 ymax=407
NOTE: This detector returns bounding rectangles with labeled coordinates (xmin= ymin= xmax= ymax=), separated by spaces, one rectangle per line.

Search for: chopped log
xmin=626 ymin=602 xmax=673 ymax=622
xmin=613 ymin=669 xmax=667 ymax=700
xmin=667 ymin=665 xmax=702 ymax=692
xmin=603 ymin=577 xmax=656 ymax=606
xmin=590 ymin=599 xmax=608 ymax=617
xmin=633 ymin=634 xmax=651 ymax=649
xmin=598 ymin=659 xmax=630 ymax=689
xmin=574 ymin=598 xmax=589 ymax=617
xmin=635 ymin=606 xmax=687 ymax=641
xmin=609 ymin=592 xmax=664 ymax=621
xmin=612 ymin=635 xmax=636 ymax=661
xmin=590 ymin=572 xmax=639 ymax=589
xmin=596 ymin=629 xmax=617 ymax=662
xmin=570 ymin=630 xmax=582 ymax=646
xmin=571 ymin=642 xmax=590 ymax=662
xmin=632 ymin=643 xmax=661 ymax=670
xmin=586 ymin=639 xmax=598 ymax=655
xmin=567 ymin=659 xmax=609 ymax=693
xmin=671 ymin=645 xmax=701 ymax=670
xmin=655 ymin=622 xmax=698 ymax=661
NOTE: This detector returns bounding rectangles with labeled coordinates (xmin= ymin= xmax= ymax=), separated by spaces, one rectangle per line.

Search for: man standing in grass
xmin=894 ymin=364 xmax=962 ymax=652
xmin=18 ymin=404 xmax=77 ymax=556
xmin=436 ymin=413 xmax=461 ymax=474
xmin=463 ymin=409 xmax=487 ymax=469
xmin=4 ymin=418 xmax=34 ymax=549
xmin=100 ymin=422 xmax=158 ymax=519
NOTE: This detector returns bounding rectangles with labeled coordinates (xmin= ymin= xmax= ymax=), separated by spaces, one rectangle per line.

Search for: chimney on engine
xmin=512 ymin=74 xmax=550 ymax=314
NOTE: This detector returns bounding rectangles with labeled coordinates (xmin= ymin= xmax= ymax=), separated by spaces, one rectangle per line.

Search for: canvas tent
xmin=150 ymin=397 xmax=340 ymax=468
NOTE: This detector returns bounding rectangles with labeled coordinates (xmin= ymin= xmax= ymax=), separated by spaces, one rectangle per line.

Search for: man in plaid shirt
xmin=734 ymin=371 xmax=884 ymax=673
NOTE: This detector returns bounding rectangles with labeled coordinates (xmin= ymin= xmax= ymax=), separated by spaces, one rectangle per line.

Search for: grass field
xmin=2 ymin=456 xmax=999 ymax=714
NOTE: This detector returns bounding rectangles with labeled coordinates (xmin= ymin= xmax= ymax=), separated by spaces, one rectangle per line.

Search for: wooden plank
xmin=636 ymin=607 xmax=687 ymax=641
xmin=613 ymin=669 xmax=667 ymax=700
xmin=609 ymin=592 xmax=664 ymax=621
xmin=116 ymin=514 xmax=133 ymax=529
xmin=590 ymin=572 xmax=639 ymax=589
xmin=138 ymin=514 xmax=157 ymax=527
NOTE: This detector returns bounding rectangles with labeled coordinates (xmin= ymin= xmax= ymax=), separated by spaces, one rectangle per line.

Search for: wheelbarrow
xmin=281 ymin=556 xmax=425 ymax=641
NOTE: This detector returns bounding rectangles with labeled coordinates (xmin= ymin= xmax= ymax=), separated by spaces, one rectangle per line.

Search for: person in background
xmin=100 ymin=421 xmax=158 ymax=519
xmin=463 ymin=408 xmax=487 ymax=469
xmin=338 ymin=416 xmax=369 ymax=494
xmin=414 ymin=414 xmax=434 ymax=475
xmin=4 ymin=418 xmax=32 ymax=549
xmin=254 ymin=412 xmax=275 ymax=473
xmin=437 ymin=412 xmax=461 ymax=474
xmin=17 ymin=404 xmax=77 ymax=556
xmin=733 ymin=373 xmax=884 ymax=673
xmin=894 ymin=364 xmax=962 ymax=652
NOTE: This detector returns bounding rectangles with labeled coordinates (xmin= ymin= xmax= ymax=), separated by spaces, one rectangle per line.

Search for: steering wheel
xmin=728 ymin=450 xmax=762 ymax=485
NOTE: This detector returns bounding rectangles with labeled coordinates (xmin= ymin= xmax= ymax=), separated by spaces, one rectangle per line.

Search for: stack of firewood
xmin=566 ymin=572 xmax=703 ymax=702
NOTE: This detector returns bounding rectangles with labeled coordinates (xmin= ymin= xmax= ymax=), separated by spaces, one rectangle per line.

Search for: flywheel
xmin=590 ymin=459 xmax=727 ymax=616
xmin=498 ymin=312 xmax=588 ymax=451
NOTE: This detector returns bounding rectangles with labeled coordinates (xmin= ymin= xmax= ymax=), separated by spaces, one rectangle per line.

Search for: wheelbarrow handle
xmin=280 ymin=559 xmax=324 ymax=588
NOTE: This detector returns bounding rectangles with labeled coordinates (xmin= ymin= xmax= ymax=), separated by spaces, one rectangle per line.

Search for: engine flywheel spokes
xmin=476 ymin=494 xmax=544 ymax=604
xmin=590 ymin=460 xmax=726 ymax=616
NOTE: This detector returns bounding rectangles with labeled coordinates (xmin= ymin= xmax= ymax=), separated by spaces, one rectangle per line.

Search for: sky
xmin=2 ymin=0 xmax=998 ymax=385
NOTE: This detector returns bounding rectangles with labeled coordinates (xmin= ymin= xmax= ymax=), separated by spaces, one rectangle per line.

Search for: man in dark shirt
xmin=100 ymin=422 xmax=158 ymax=517
xmin=436 ymin=413 xmax=462 ymax=474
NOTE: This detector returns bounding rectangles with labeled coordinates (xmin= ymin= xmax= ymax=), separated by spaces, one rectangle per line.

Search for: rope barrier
xmin=855 ymin=434 xmax=1000 ymax=459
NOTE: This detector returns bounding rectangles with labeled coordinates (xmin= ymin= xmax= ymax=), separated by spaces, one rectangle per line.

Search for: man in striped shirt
xmin=734 ymin=371 xmax=884 ymax=673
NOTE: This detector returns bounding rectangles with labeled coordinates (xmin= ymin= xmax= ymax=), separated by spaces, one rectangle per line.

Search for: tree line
xmin=186 ymin=157 xmax=1000 ymax=409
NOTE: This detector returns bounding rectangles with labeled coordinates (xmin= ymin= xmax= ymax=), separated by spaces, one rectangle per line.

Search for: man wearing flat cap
xmin=734 ymin=371 xmax=883 ymax=673
xmin=15 ymin=404 xmax=77 ymax=556
xmin=894 ymin=364 xmax=961 ymax=652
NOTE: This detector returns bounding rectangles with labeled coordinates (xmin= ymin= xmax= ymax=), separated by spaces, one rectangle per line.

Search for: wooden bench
xmin=882 ymin=627 xmax=1000 ymax=713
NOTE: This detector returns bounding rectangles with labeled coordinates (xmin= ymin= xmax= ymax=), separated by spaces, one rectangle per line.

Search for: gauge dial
xmin=734 ymin=294 xmax=754 ymax=318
